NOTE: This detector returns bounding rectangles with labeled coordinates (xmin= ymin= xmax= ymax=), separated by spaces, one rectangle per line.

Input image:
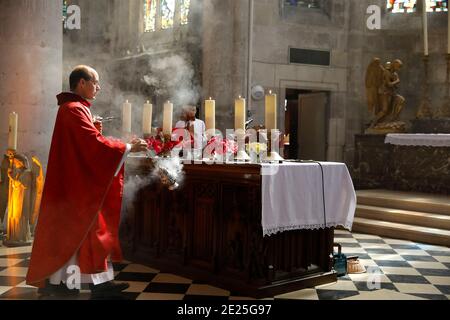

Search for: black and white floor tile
xmin=0 ymin=230 xmax=449 ymax=300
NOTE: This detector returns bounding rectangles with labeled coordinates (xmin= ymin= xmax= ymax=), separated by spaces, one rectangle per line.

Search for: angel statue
xmin=365 ymin=58 xmax=406 ymax=133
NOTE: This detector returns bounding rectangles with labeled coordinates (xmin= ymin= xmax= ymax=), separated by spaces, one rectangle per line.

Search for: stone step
xmin=356 ymin=189 xmax=450 ymax=216
xmin=352 ymin=217 xmax=450 ymax=247
xmin=356 ymin=204 xmax=450 ymax=230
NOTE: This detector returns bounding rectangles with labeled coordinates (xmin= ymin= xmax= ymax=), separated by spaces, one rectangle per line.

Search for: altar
xmin=120 ymin=157 xmax=356 ymax=298
xmin=353 ymin=133 xmax=450 ymax=194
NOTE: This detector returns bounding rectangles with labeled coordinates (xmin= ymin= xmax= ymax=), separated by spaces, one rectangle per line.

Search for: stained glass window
xmin=144 ymin=0 xmax=157 ymax=32
xmin=284 ymin=0 xmax=321 ymax=9
xmin=161 ymin=0 xmax=176 ymax=29
xmin=144 ymin=0 xmax=191 ymax=32
xmin=180 ymin=0 xmax=191 ymax=25
xmin=63 ymin=0 xmax=68 ymax=20
xmin=387 ymin=0 xmax=448 ymax=13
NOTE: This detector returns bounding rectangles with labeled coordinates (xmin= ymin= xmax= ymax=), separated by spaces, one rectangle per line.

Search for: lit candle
xmin=163 ymin=100 xmax=173 ymax=135
xmin=423 ymin=0 xmax=429 ymax=56
xmin=265 ymin=90 xmax=277 ymax=131
xmin=122 ymin=100 xmax=132 ymax=133
xmin=8 ymin=112 xmax=18 ymax=151
xmin=205 ymin=97 xmax=215 ymax=131
xmin=235 ymin=96 xmax=246 ymax=131
xmin=142 ymin=100 xmax=153 ymax=134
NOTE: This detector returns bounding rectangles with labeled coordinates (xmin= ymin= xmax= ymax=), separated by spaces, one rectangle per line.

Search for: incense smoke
xmin=143 ymin=53 xmax=201 ymax=122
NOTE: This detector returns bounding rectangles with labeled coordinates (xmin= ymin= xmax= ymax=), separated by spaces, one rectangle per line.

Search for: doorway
xmin=284 ymin=88 xmax=329 ymax=160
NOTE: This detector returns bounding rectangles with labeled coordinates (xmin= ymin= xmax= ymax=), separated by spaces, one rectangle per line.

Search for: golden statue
xmin=0 ymin=151 xmax=44 ymax=246
xmin=365 ymin=58 xmax=407 ymax=133
xmin=4 ymin=152 xmax=32 ymax=245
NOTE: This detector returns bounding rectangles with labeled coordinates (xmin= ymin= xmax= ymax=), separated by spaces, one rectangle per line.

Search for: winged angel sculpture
xmin=365 ymin=58 xmax=406 ymax=133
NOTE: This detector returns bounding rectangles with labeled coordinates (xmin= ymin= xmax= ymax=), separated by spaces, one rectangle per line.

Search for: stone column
xmin=202 ymin=0 xmax=247 ymax=133
xmin=0 ymin=0 xmax=63 ymax=169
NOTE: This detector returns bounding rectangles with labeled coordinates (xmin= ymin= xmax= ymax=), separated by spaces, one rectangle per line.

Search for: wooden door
xmin=297 ymin=93 xmax=327 ymax=161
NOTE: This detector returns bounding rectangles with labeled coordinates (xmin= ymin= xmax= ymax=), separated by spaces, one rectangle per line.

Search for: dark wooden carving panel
xmin=122 ymin=157 xmax=336 ymax=298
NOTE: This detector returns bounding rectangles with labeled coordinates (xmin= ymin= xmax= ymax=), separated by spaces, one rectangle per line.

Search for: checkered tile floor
xmin=1 ymin=230 xmax=449 ymax=300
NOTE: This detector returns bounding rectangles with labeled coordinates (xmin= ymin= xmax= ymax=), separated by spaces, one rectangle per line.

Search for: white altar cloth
xmin=261 ymin=162 xmax=356 ymax=237
xmin=385 ymin=134 xmax=450 ymax=147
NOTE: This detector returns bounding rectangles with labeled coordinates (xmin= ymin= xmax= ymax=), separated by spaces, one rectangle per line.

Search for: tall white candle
xmin=142 ymin=100 xmax=153 ymax=134
xmin=235 ymin=96 xmax=246 ymax=131
xmin=122 ymin=100 xmax=132 ymax=133
xmin=163 ymin=101 xmax=173 ymax=135
xmin=205 ymin=97 xmax=216 ymax=131
xmin=423 ymin=0 xmax=429 ymax=56
xmin=448 ymin=1 xmax=450 ymax=54
xmin=8 ymin=112 xmax=18 ymax=151
xmin=265 ymin=91 xmax=277 ymax=131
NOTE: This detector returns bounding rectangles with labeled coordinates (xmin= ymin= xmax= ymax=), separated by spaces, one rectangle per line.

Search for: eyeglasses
xmin=89 ymin=79 xmax=100 ymax=86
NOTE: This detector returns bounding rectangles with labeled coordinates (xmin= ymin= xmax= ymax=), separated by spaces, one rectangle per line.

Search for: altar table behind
xmin=354 ymin=134 xmax=450 ymax=194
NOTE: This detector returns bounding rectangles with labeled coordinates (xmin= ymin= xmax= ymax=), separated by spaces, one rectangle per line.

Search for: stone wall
xmin=0 ymin=0 xmax=62 ymax=168
xmin=250 ymin=0 xmax=349 ymax=161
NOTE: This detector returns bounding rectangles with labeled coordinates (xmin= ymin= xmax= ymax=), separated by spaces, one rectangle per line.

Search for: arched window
xmin=387 ymin=0 xmax=448 ymax=13
xmin=144 ymin=0 xmax=191 ymax=32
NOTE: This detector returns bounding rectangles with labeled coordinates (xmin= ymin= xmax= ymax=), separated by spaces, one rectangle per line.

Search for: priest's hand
xmin=130 ymin=138 xmax=148 ymax=153
xmin=93 ymin=120 xmax=103 ymax=134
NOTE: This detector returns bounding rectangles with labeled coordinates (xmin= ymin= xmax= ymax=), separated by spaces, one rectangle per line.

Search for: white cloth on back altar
xmin=261 ymin=162 xmax=356 ymax=237
xmin=385 ymin=134 xmax=450 ymax=147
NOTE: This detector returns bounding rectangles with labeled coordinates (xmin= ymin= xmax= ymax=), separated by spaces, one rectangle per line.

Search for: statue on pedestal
xmin=365 ymin=58 xmax=407 ymax=134
xmin=0 ymin=151 xmax=43 ymax=246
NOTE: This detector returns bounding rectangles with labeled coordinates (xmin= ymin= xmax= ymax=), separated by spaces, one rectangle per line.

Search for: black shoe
xmin=38 ymin=280 xmax=80 ymax=296
xmin=89 ymin=281 xmax=129 ymax=294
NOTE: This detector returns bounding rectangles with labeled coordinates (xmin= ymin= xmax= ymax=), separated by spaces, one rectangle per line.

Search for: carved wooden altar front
xmin=121 ymin=157 xmax=336 ymax=298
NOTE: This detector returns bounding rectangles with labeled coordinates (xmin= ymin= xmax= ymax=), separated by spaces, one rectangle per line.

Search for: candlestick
xmin=262 ymin=129 xmax=284 ymax=163
xmin=163 ymin=101 xmax=173 ymax=135
xmin=205 ymin=97 xmax=215 ymax=132
xmin=423 ymin=0 xmax=429 ymax=56
xmin=448 ymin=2 xmax=450 ymax=54
xmin=122 ymin=100 xmax=132 ymax=133
xmin=437 ymin=54 xmax=450 ymax=118
xmin=8 ymin=112 xmax=18 ymax=151
xmin=143 ymin=100 xmax=153 ymax=135
xmin=416 ymin=56 xmax=433 ymax=119
xmin=234 ymin=96 xmax=246 ymax=131
xmin=265 ymin=91 xmax=277 ymax=131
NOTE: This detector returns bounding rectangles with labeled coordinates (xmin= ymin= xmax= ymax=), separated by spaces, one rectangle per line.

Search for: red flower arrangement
xmin=204 ymin=136 xmax=238 ymax=156
xmin=145 ymin=128 xmax=194 ymax=157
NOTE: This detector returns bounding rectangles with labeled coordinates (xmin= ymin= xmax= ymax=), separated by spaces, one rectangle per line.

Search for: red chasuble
xmin=26 ymin=93 xmax=127 ymax=287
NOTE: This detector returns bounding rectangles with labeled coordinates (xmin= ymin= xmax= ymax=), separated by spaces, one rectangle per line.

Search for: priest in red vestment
xmin=26 ymin=65 xmax=148 ymax=297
